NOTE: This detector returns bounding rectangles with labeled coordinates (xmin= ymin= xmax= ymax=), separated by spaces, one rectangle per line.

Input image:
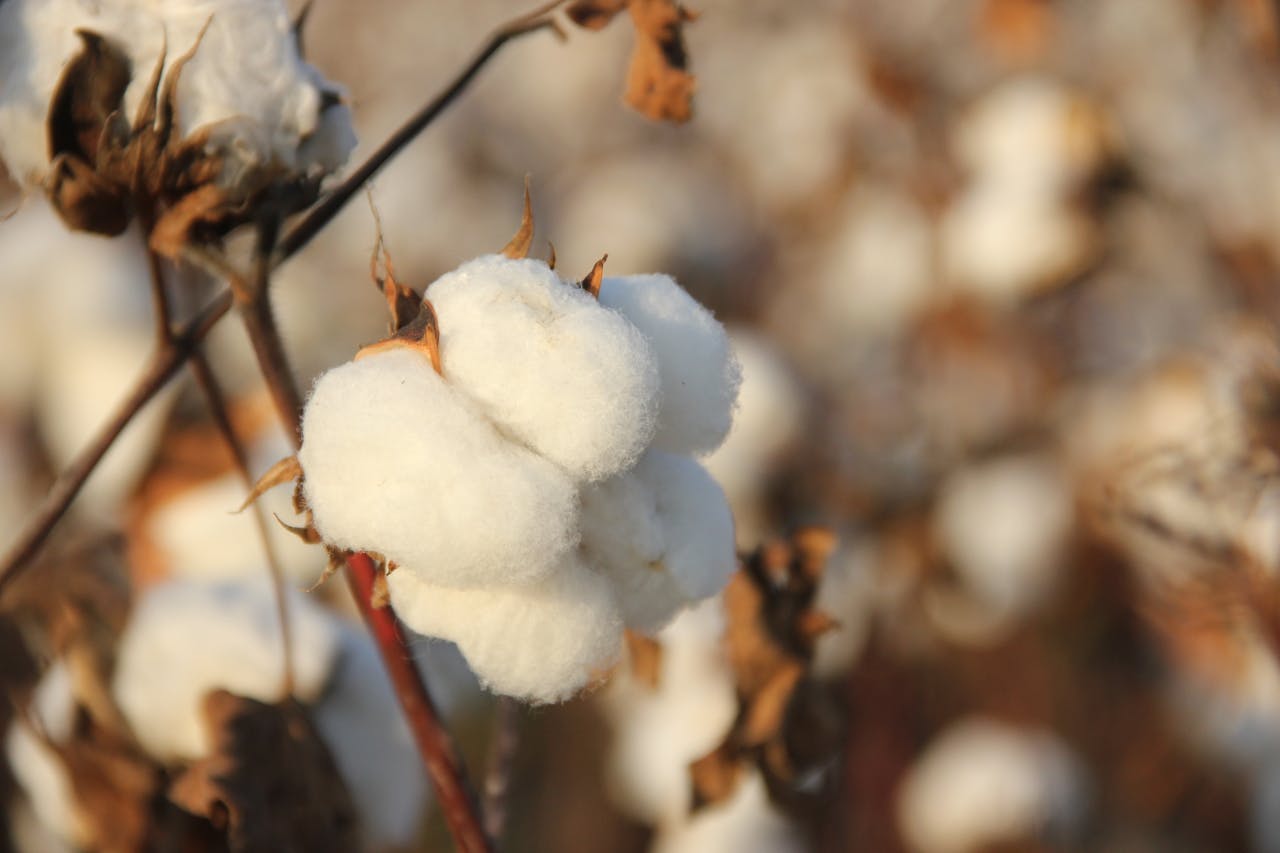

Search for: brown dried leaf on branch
xmin=566 ymin=0 xmax=698 ymax=123
xmin=690 ymin=527 xmax=840 ymax=811
xmin=168 ymin=690 xmax=359 ymax=853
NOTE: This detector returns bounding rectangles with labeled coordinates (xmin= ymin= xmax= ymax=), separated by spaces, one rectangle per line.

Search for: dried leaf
xmin=169 ymin=691 xmax=359 ymax=853
xmin=566 ymin=0 xmax=629 ymax=29
xmin=47 ymin=30 xmax=131 ymax=163
xmin=238 ymin=456 xmax=302 ymax=513
xmin=689 ymin=742 xmax=743 ymax=811
xmin=624 ymin=0 xmax=697 ymax=123
xmin=501 ymin=177 xmax=535 ymax=259
xmin=51 ymin=718 xmax=159 ymax=852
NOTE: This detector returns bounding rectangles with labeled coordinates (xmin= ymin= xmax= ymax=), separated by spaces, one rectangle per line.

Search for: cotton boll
xmin=112 ymin=577 xmax=341 ymax=762
xmin=582 ymin=451 xmax=736 ymax=632
xmin=651 ymin=771 xmax=806 ymax=853
xmin=933 ymin=454 xmax=1073 ymax=624
xmin=598 ymin=274 xmax=740 ymax=456
xmin=601 ymin=602 xmax=736 ymax=824
xmin=300 ymin=346 xmax=579 ymax=588
xmin=5 ymin=663 xmax=90 ymax=849
xmin=897 ymin=718 xmax=1088 ymax=853
xmin=311 ymin=624 xmax=429 ymax=851
xmin=388 ymin=558 xmax=624 ymax=704
xmin=425 ymin=255 xmax=660 ymax=481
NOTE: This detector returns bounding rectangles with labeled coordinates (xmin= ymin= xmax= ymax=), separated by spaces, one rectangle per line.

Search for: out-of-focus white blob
xmin=311 ymin=624 xmax=430 ymax=851
xmin=931 ymin=454 xmax=1073 ymax=631
xmin=300 ymin=347 xmax=580 ymax=588
xmin=8 ymin=797 xmax=76 ymax=853
xmin=426 ymin=255 xmax=661 ymax=481
xmin=598 ymin=273 xmax=740 ymax=456
xmin=651 ymin=770 xmax=806 ymax=853
xmin=696 ymin=22 xmax=873 ymax=210
xmin=0 ymin=201 xmax=175 ymax=519
xmin=704 ymin=331 xmax=803 ymax=547
xmin=5 ymin=663 xmax=88 ymax=850
xmin=808 ymin=184 xmax=936 ymax=341
xmin=0 ymin=0 xmax=355 ymax=186
xmin=387 ymin=558 xmax=624 ymax=704
xmin=897 ymin=717 xmax=1088 ymax=853
xmin=601 ymin=601 xmax=737 ymax=825
xmin=112 ymin=577 xmax=342 ymax=761
xmin=811 ymin=541 xmax=876 ymax=678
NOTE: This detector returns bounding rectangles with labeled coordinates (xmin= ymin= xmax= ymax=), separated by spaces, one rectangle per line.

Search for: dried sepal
xmin=546 ymin=241 xmax=557 ymax=270
xmin=624 ymin=629 xmax=663 ymax=689
xmin=237 ymin=456 xmax=302 ymax=513
xmin=501 ymin=177 xmax=535 ymax=260
xmin=167 ymin=691 xmax=359 ymax=852
xmin=367 ymin=197 xmax=423 ymax=332
xmin=355 ymin=298 xmax=443 ymax=375
xmin=307 ymin=547 xmax=348 ymax=593
xmin=272 ymin=513 xmax=322 ymax=545
xmin=581 ymin=254 xmax=608 ymax=298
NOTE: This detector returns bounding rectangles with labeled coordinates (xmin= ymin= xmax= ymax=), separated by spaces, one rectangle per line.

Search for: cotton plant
xmin=296 ymin=252 xmax=741 ymax=703
xmin=0 ymin=0 xmax=355 ymax=251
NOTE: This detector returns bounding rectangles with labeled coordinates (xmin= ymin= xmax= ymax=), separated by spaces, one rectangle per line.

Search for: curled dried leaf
xmin=624 ymin=0 xmax=697 ymax=123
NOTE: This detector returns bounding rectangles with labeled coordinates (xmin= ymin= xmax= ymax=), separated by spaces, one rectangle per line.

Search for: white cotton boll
xmin=112 ymin=577 xmax=341 ymax=762
xmin=0 ymin=0 xmax=354 ymax=186
xmin=703 ymin=331 xmax=803 ymax=547
xmin=425 ymin=255 xmax=660 ymax=481
xmin=652 ymin=771 xmax=806 ymax=853
xmin=582 ymin=451 xmax=735 ymax=632
xmin=147 ymin=472 xmax=322 ymax=585
xmin=598 ymin=274 xmax=740 ymax=456
xmin=388 ymin=558 xmax=624 ymax=704
xmin=5 ymin=663 xmax=90 ymax=849
xmin=601 ymin=602 xmax=736 ymax=824
xmin=933 ymin=454 xmax=1073 ymax=623
xmin=941 ymin=181 xmax=1094 ymax=303
xmin=311 ymin=624 xmax=429 ymax=851
xmin=897 ymin=718 xmax=1088 ymax=853
xmin=300 ymin=346 xmax=579 ymax=588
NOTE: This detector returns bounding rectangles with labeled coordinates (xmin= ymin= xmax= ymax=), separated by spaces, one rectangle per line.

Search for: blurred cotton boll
xmin=651 ymin=770 xmax=806 ymax=853
xmin=111 ymin=577 xmax=342 ymax=762
xmin=601 ymin=602 xmax=736 ymax=825
xmin=704 ymin=330 xmax=804 ymax=546
xmin=897 ymin=717 xmax=1089 ymax=853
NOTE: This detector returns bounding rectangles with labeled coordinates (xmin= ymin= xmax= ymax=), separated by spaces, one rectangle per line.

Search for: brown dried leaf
xmin=624 ymin=0 xmax=697 ymax=123
xmin=566 ymin=0 xmax=629 ymax=29
xmin=169 ymin=690 xmax=358 ymax=853
xmin=237 ymin=456 xmax=302 ymax=513
xmin=46 ymin=153 xmax=131 ymax=236
xmin=51 ymin=718 xmax=159 ymax=852
xmin=689 ymin=742 xmax=743 ymax=811
xmin=47 ymin=30 xmax=131 ymax=163
xmin=501 ymin=177 xmax=535 ymax=259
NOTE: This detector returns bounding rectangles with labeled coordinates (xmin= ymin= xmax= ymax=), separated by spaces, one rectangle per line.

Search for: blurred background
xmin=8 ymin=0 xmax=1280 ymax=850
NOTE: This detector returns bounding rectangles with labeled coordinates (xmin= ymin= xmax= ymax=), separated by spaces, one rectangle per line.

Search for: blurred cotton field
xmin=7 ymin=0 xmax=1280 ymax=850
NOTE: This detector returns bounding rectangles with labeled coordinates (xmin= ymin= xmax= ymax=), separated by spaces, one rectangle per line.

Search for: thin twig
xmin=482 ymin=697 xmax=521 ymax=843
xmin=186 ymin=349 xmax=297 ymax=697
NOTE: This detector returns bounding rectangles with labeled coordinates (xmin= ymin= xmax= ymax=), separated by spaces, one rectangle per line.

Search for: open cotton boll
xmin=300 ymin=346 xmax=579 ymax=588
xmin=112 ymin=577 xmax=341 ymax=762
xmin=388 ymin=558 xmax=624 ymax=704
xmin=0 ymin=0 xmax=354 ymax=186
xmin=598 ymin=274 xmax=740 ymax=456
xmin=425 ymin=255 xmax=660 ymax=482
xmin=897 ymin=718 xmax=1088 ymax=853
xmin=582 ymin=451 xmax=736 ymax=631
xmin=5 ymin=663 xmax=90 ymax=850
xmin=311 ymin=624 xmax=429 ymax=851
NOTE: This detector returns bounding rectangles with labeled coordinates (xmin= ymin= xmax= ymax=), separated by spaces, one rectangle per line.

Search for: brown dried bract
xmin=689 ymin=527 xmax=839 ymax=811
xmin=566 ymin=0 xmax=697 ymax=123
xmin=501 ymin=177 xmax=536 ymax=260
xmin=168 ymin=690 xmax=359 ymax=853
xmin=356 ymin=297 xmax=444 ymax=374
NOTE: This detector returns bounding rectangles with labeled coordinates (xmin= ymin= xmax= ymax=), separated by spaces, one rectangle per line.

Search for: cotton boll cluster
xmin=897 ymin=717 xmax=1089 ymax=853
xmin=300 ymin=255 xmax=739 ymax=703
xmin=0 ymin=0 xmax=354 ymax=187
xmin=106 ymin=576 xmax=431 ymax=849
